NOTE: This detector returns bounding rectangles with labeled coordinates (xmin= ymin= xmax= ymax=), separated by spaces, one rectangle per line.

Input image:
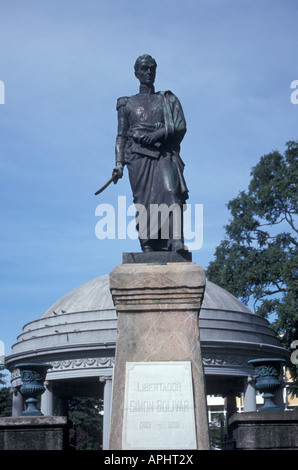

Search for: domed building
xmin=5 ymin=272 xmax=289 ymax=448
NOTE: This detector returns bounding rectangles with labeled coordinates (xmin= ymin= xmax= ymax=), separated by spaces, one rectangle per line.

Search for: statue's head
xmin=134 ymin=54 xmax=157 ymax=86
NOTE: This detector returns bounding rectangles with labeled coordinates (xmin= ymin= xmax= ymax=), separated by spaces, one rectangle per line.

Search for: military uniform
xmin=115 ymin=87 xmax=188 ymax=251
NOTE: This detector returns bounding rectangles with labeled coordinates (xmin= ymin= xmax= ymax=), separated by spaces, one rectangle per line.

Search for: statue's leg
xmin=158 ymin=155 xmax=184 ymax=251
xmin=126 ymin=154 xmax=156 ymax=251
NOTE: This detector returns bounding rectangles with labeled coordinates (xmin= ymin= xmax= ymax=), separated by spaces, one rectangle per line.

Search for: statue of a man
xmin=114 ymin=54 xmax=189 ymax=252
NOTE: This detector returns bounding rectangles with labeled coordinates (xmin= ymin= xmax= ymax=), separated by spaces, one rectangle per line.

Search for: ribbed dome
xmin=39 ymin=274 xmax=251 ymax=318
xmin=40 ymin=274 xmax=115 ymax=317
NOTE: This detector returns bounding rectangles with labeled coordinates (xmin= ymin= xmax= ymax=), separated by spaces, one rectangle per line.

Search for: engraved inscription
xmin=129 ymin=398 xmax=189 ymax=412
xmin=140 ymin=421 xmax=151 ymax=428
xmin=122 ymin=361 xmax=197 ymax=449
xmin=130 ymin=400 xmax=154 ymax=412
xmin=157 ymin=399 xmax=189 ymax=412
xmin=168 ymin=421 xmax=179 ymax=428
xmin=137 ymin=382 xmax=182 ymax=392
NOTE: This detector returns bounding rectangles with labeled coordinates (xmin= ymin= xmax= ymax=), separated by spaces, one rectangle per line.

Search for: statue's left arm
xmin=160 ymin=91 xmax=187 ymax=151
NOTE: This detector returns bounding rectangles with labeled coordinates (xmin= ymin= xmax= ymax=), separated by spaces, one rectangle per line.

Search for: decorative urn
xmin=248 ymin=358 xmax=286 ymax=412
xmin=15 ymin=363 xmax=52 ymax=416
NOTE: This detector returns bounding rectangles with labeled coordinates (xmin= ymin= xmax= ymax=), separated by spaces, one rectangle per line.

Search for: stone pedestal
xmin=229 ymin=411 xmax=298 ymax=450
xmin=108 ymin=254 xmax=210 ymax=450
xmin=0 ymin=416 xmax=71 ymax=450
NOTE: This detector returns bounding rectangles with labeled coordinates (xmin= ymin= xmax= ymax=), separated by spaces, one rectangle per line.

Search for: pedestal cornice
xmin=109 ymin=262 xmax=205 ymax=312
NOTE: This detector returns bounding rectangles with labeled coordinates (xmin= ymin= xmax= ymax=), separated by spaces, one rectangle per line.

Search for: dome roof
xmin=39 ymin=274 xmax=251 ymax=318
xmin=40 ymin=274 xmax=115 ymax=317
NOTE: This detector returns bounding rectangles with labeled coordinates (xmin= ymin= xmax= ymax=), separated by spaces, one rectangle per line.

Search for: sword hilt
xmin=94 ymin=168 xmax=120 ymax=196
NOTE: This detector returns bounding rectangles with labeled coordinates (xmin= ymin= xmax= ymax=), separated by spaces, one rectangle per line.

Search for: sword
xmin=94 ymin=168 xmax=119 ymax=195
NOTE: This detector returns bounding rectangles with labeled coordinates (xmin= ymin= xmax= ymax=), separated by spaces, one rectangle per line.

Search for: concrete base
xmin=109 ymin=256 xmax=210 ymax=450
xmin=0 ymin=416 xmax=71 ymax=450
xmin=229 ymin=411 xmax=298 ymax=450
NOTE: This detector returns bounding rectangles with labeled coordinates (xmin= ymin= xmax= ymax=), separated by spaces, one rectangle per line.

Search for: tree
xmin=68 ymin=397 xmax=103 ymax=450
xmin=0 ymin=387 xmax=12 ymax=417
xmin=0 ymin=366 xmax=12 ymax=417
xmin=0 ymin=367 xmax=6 ymax=387
xmin=206 ymin=140 xmax=298 ymax=384
xmin=208 ymin=412 xmax=225 ymax=450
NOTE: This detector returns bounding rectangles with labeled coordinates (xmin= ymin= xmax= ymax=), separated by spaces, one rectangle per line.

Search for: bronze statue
xmin=114 ymin=54 xmax=188 ymax=252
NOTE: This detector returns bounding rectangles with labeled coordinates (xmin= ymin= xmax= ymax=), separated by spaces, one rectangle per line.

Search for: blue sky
xmin=0 ymin=0 xmax=297 ymax=361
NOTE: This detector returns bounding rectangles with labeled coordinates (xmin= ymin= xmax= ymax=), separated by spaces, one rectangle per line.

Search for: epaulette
xmin=158 ymin=90 xmax=173 ymax=97
xmin=116 ymin=96 xmax=129 ymax=110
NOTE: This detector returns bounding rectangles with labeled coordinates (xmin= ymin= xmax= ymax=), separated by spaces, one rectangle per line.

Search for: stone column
xmin=11 ymin=388 xmax=24 ymax=416
xmin=100 ymin=376 xmax=113 ymax=450
xmin=243 ymin=376 xmax=257 ymax=412
xmin=109 ymin=258 xmax=210 ymax=450
xmin=41 ymin=381 xmax=54 ymax=416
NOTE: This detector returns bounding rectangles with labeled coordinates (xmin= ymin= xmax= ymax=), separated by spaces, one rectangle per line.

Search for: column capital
xmin=109 ymin=262 xmax=205 ymax=312
xmin=99 ymin=376 xmax=112 ymax=383
xmin=247 ymin=375 xmax=256 ymax=385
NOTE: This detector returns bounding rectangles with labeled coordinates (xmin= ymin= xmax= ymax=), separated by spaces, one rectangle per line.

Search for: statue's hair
xmin=134 ymin=54 xmax=157 ymax=72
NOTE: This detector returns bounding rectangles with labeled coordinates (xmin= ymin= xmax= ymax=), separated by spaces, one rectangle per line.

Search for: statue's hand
xmin=115 ymin=162 xmax=123 ymax=179
xmin=140 ymin=128 xmax=166 ymax=145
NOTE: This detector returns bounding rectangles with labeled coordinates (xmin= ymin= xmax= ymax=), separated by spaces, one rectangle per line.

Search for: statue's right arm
xmin=115 ymin=97 xmax=129 ymax=176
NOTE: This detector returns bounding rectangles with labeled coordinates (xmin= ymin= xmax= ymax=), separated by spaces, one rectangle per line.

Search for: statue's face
xmin=135 ymin=59 xmax=156 ymax=86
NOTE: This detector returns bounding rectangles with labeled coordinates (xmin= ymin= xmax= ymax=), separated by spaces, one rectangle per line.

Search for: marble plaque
xmin=122 ymin=361 xmax=197 ymax=449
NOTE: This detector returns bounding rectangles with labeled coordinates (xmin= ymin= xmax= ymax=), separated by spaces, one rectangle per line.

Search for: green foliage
xmin=0 ymin=366 xmax=12 ymax=417
xmin=0 ymin=387 xmax=12 ymax=417
xmin=68 ymin=397 xmax=103 ymax=450
xmin=209 ymin=413 xmax=225 ymax=450
xmin=206 ymin=140 xmax=298 ymax=382
xmin=0 ymin=367 xmax=6 ymax=387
